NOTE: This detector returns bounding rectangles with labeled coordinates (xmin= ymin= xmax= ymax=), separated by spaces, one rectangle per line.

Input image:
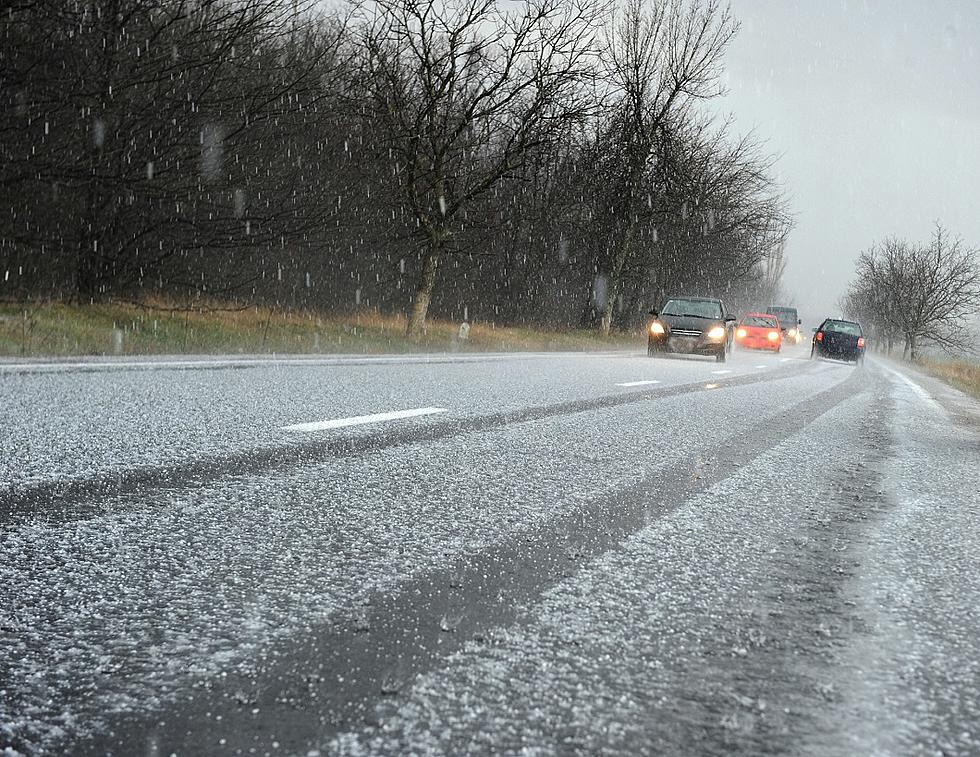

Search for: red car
xmin=735 ymin=313 xmax=782 ymax=352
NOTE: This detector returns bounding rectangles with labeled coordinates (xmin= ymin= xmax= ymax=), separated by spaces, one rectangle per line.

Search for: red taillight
xmin=816 ymin=331 xmax=823 ymax=342
xmin=857 ymin=337 xmax=865 ymax=348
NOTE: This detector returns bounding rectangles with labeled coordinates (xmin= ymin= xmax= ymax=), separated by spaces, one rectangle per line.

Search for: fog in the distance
xmin=718 ymin=0 xmax=980 ymax=325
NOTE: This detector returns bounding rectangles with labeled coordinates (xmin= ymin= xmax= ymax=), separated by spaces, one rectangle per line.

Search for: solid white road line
xmin=616 ymin=380 xmax=661 ymax=387
xmin=711 ymin=369 xmax=733 ymax=375
xmin=281 ymin=407 xmax=447 ymax=432
xmin=879 ymin=363 xmax=943 ymax=412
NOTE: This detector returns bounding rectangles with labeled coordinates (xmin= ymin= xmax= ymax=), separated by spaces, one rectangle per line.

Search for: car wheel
xmin=810 ymin=346 xmax=816 ymax=360
xmin=716 ymin=348 xmax=727 ymax=363
xmin=647 ymin=344 xmax=660 ymax=358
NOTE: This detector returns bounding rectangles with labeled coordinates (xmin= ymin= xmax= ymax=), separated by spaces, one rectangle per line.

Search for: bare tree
xmin=844 ymin=225 xmax=980 ymax=360
xmin=0 ymin=0 xmax=340 ymax=300
xmin=759 ymin=239 xmax=788 ymax=306
xmin=354 ymin=0 xmax=602 ymax=336
xmin=584 ymin=110 xmax=790 ymax=324
xmin=1 ymin=0 xmax=797 ymax=336
xmin=595 ymin=0 xmax=737 ymax=334
xmin=902 ymin=224 xmax=980 ymax=358
xmin=844 ymin=238 xmax=911 ymax=354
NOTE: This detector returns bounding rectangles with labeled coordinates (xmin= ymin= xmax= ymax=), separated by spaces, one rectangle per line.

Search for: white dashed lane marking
xmin=281 ymin=407 xmax=447 ymax=432
xmin=616 ymin=380 xmax=661 ymax=387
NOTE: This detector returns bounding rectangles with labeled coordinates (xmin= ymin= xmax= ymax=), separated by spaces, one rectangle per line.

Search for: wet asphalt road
xmin=1 ymin=345 xmax=979 ymax=756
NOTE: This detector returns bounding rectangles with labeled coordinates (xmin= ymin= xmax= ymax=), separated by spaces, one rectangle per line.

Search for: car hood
xmin=659 ymin=314 xmax=723 ymax=332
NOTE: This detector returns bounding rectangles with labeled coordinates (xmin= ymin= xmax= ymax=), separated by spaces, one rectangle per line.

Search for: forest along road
xmin=2 ymin=347 xmax=979 ymax=756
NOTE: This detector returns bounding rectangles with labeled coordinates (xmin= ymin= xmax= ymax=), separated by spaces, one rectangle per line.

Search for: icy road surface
xmin=1 ymin=346 xmax=979 ymax=755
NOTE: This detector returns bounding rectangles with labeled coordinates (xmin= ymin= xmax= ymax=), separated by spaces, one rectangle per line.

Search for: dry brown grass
xmin=915 ymin=356 xmax=980 ymax=400
xmin=0 ymin=297 xmax=640 ymax=357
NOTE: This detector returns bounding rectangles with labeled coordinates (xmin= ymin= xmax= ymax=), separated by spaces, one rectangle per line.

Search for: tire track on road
xmin=2 ymin=360 xmax=817 ymax=524
xmin=74 ymin=367 xmax=869 ymax=757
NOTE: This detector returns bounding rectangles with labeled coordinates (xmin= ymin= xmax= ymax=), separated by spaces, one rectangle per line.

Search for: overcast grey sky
xmin=716 ymin=0 xmax=980 ymax=323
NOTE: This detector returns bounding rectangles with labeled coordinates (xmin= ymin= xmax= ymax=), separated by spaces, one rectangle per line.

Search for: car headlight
xmin=706 ymin=326 xmax=726 ymax=340
xmin=767 ymin=330 xmax=779 ymax=341
xmin=788 ymin=328 xmax=797 ymax=338
xmin=736 ymin=328 xmax=747 ymax=338
xmin=650 ymin=322 xmax=665 ymax=335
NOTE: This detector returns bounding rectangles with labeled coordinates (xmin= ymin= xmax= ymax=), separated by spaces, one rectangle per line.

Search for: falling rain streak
xmin=0 ymin=0 xmax=791 ymax=328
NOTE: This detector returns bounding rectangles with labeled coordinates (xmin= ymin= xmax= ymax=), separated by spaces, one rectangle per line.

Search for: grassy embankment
xmin=913 ymin=356 xmax=980 ymax=400
xmin=0 ymin=299 xmax=640 ymax=357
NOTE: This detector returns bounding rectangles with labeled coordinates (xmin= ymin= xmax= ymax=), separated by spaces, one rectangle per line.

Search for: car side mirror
xmin=648 ymin=309 xmax=658 ymax=317
xmin=811 ymin=327 xmax=818 ymax=332
xmin=725 ymin=314 xmax=736 ymax=322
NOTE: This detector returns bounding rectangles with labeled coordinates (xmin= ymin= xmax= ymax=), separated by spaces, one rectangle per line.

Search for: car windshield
xmin=661 ymin=299 xmax=723 ymax=319
xmin=768 ymin=308 xmax=797 ymax=324
xmin=743 ymin=315 xmax=777 ymax=327
xmin=823 ymin=320 xmax=862 ymax=336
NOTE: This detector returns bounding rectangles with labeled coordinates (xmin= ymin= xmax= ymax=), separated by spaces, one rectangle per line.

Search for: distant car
xmin=811 ymin=318 xmax=866 ymax=363
xmin=648 ymin=296 xmax=736 ymax=362
xmin=735 ymin=313 xmax=782 ymax=352
xmin=766 ymin=306 xmax=802 ymax=344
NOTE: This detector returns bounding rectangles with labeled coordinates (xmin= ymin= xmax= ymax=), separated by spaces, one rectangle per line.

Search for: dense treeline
xmin=842 ymin=224 xmax=980 ymax=360
xmin=1 ymin=0 xmax=791 ymax=334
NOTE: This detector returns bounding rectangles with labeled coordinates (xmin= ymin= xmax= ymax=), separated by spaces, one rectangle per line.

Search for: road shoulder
xmin=877 ymin=357 xmax=980 ymax=430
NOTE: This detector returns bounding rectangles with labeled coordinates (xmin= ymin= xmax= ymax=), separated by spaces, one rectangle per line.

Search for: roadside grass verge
xmin=914 ymin=356 xmax=980 ymax=400
xmin=0 ymin=298 xmax=640 ymax=358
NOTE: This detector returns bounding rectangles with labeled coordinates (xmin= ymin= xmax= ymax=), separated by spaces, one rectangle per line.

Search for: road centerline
xmin=281 ymin=407 xmax=447 ymax=432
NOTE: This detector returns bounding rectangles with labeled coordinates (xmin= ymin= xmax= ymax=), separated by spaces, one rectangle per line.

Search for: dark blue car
xmin=811 ymin=318 xmax=866 ymax=364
